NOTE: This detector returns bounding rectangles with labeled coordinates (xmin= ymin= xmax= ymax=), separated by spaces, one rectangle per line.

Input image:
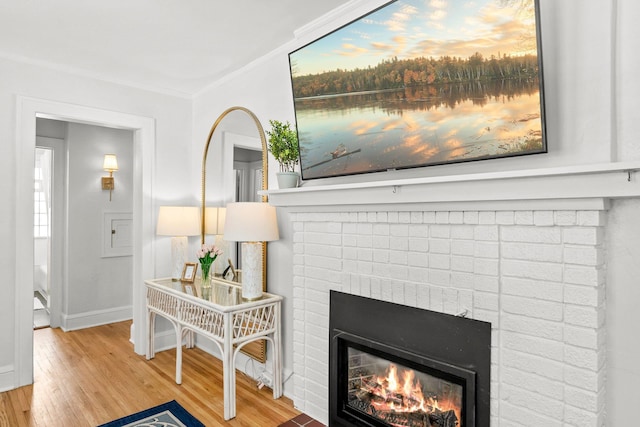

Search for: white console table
xmin=144 ymin=277 xmax=283 ymax=420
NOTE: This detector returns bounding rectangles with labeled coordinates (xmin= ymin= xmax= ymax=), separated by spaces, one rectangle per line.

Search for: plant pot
xmin=276 ymin=171 xmax=299 ymax=189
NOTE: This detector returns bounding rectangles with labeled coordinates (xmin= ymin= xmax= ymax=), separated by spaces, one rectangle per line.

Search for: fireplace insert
xmin=329 ymin=291 xmax=490 ymax=427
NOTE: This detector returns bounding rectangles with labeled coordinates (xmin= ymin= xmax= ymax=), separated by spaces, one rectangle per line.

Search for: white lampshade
xmin=103 ymin=154 xmax=119 ymax=172
xmin=157 ymin=206 xmax=201 ymax=237
xmin=224 ymin=202 xmax=279 ymax=242
xmin=204 ymin=207 xmax=227 ymax=235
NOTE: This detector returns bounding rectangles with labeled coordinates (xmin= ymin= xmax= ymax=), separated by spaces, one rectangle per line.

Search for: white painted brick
xmin=502 ymin=367 xmax=564 ymax=400
xmin=501 ymin=383 xmax=565 ymax=420
xmin=565 ymin=305 xmax=602 ymax=328
xmin=474 ymin=291 xmax=499 ymax=311
xmin=357 ymin=222 xmax=372 ymax=235
xmin=533 ymin=210 xmax=554 ymax=226
xmin=371 ymin=262 xmax=388 ymax=277
xmin=474 ymin=225 xmax=498 ymax=241
xmin=390 ymin=223 xmax=409 ymax=237
xmin=429 ymin=286 xmax=443 ymax=311
xmin=496 ymin=211 xmax=515 ymax=224
xmin=501 ymin=225 xmax=562 ymax=244
xmin=305 ymin=231 xmax=342 ymax=246
xmin=463 ymin=211 xmax=479 ymax=224
xmin=564 ymin=266 xmax=603 ymax=286
xmin=357 ymin=235 xmax=373 ymax=249
xmin=577 ymin=210 xmax=606 ymax=226
xmin=397 ymin=212 xmax=411 ymax=223
xmin=390 ymin=236 xmax=408 ymax=251
xmin=408 ymin=252 xmax=428 ymax=267
xmin=408 ymin=266 xmax=428 ymax=283
xmin=564 ymin=405 xmax=604 ymax=427
xmin=472 ymin=308 xmax=498 ymax=325
xmin=388 ymin=211 xmax=399 ymax=223
xmin=503 ymin=331 xmax=564 ymax=361
xmin=409 ymin=237 xmax=428 ymax=252
xmin=376 ymin=211 xmax=388 ymax=222
xmin=370 ymin=278 xmax=382 ymax=300
xmin=502 ymin=242 xmax=563 ymax=262
xmin=564 ymin=345 xmax=602 ymax=371
xmin=474 ymin=241 xmax=499 ymax=259
xmin=502 ymin=277 xmax=563 ymax=302
xmin=564 ymin=284 xmax=601 ymax=307
xmin=410 ymin=211 xmax=423 ymax=223
xmin=358 ymin=260 xmax=374 ymax=275
xmin=502 ymin=313 xmax=563 ymax=341
xmin=403 ymin=282 xmax=418 ymax=307
xmin=478 ymin=211 xmax=496 ymax=224
xmin=343 ymin=247 xmax=358 ymax=260
xmin=564 ymin=365 xmax=605 ymax=392
xmin=448 ymin=211 xmax=464 ymax=224
xmin=564 ymin=325 xmax=599 ymax=350
xmin=305 ymin=254 xmax=342 ymax=271
xmin=501 ymin=401 xmax=563 ymax=427
xmin=372 ymin=235 xmax=390 ymax=250
xmin=360 ymin=276 xmax=371 ymax=297
xmin=502 ymin=349 xmax=564 ymax=381
xmin=451 ymin=256 xmax=474 ymax=273
xmin=502 ymin=259 xmax=563 ymax=282
xmin=429 ymin=238 xmax=450 ymax=254
xmin=430 ymin=224 xmax=451 ymax=238
xmin=343 ymin=223 xmax=357 ymax=234
xmin=343 ymin=234 xmax=357 ymax=247
xmin=373 ymin=249 xmax=390 ymax=263
xmin=452 ymin=239 xmax=474 ymax=256
xmin=451 ymin=224 xmax=474 ymax=239
xmin=435 ymin=211 xmax=449 ymax=224
xmin=416 ymin=284 xmax=430 ymax=310
xmin=474 ymin=258 xmax=499 ymax=276
xmin=501 ymin=295 xmax=563 ymax=321
xmin=293 ymin=231 xmax=304 ymax=243
xmin=357 ymin=248 xmax=373 ymax=262
xmin=563 ymin=227 xmax=602 ymax=245
xmin=474 ymin=275 xmax=499 ymax=293
xmin=514 ymin=210 xmax=534 ymax=224
xmin=564 ymin=246 xmax=603 ymax=266
xmin=389 ymin=250 xmax=408 ymax=265
xmin=391 ymin=280 xmax=405 ymax=304
xmin=408 ymin=224 xmax=428 ymax=238
xmin=381 ymin=281 xmax=393 ymax=302
xmin=423 ymin=211 xmax=436 ymax=223
xmin=304 ymin=221 xmax=342 ymax=233
xmin=565 ymin=386 xmax=603 ymax=412
xmin=555 ymin=210 xmax=577 ymax=225
xmin=389 ymin=264 xmax=409 ymax=281
xmin=429 ymin=253 xmax=451 ymax=270
xmin=357 ymin=212 xmax=368 ymax=223
xmin=367 ymin=212 xmax=377 ymax=222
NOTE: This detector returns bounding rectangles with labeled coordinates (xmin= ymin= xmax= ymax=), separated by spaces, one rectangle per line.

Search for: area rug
xmin=98 ymin=400 xmax=204 ymax=427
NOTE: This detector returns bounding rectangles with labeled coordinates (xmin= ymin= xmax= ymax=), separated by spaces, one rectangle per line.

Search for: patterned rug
xmin=97 ymin=400 xmax=204 ymax=427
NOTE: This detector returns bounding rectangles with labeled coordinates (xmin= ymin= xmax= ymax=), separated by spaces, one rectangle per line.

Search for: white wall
xmin=192 ymin=0 xmax=640 ymax=423
xmin=65 ymin=123 xmax=133 ymax=323
xmin=0 ymin=56 xmax=193 ymax=387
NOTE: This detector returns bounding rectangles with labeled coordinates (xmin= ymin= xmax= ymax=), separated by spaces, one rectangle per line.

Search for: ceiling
xmin=0 ymin=0 xmax=349 ymax=97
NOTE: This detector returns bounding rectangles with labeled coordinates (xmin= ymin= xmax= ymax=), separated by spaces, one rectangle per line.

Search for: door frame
xmin=15 ymin=97 xmax=155 ymax=388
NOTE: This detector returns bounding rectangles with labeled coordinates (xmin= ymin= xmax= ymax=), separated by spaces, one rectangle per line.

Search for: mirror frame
xmin=201 ymin=106 xmax=269 ymax=363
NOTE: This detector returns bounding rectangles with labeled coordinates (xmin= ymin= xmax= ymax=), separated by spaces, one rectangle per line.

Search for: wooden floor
xmin=0 ymin=321 xmax=300 ymax=426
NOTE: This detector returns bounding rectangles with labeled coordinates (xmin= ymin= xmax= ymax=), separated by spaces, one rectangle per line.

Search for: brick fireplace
xmin=285 ymin=202 xmax=606 ymax=426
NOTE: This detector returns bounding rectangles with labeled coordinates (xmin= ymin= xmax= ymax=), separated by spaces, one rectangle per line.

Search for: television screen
xmin=289 ymin=0 xmax=546 ymax=181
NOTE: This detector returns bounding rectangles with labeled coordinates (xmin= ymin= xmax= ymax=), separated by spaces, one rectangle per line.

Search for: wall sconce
xmin=102 ymin=154 xmax=118 ymax=201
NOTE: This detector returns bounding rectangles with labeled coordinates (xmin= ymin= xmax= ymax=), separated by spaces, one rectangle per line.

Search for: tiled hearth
xmin=289 ymin=206 xmax=606 ymax=426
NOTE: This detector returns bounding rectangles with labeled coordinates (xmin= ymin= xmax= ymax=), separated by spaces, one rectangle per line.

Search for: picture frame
xmin=180 ymin=262 xmax=197 ymax=283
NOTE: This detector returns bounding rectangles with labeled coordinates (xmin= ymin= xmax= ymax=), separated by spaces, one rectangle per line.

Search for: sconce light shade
xmin=157 ymin=206 xmax=201 ymax=236
xmin=224 ymin=202 xmax=279 ymax=242
xmin=103 ymin=154 xmax=119 ymax=172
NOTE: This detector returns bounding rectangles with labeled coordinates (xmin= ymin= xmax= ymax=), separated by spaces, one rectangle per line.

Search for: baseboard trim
xmin=0 ymin=364 xmax=15 ymax=392
xmin=60 ymin=306 xmax=132 ymax=331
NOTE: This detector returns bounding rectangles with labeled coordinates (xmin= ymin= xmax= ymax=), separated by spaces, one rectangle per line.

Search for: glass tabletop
xmin=149 ymin=277 xmax=269 ymax=307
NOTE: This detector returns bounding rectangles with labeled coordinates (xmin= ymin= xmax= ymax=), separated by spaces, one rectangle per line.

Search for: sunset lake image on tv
xmin=289 ymin=0 xmax=545 ymax=180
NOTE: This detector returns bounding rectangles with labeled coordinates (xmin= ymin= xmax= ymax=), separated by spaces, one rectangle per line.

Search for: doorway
xmin=15 ymin=97 xmax=155 ymax=389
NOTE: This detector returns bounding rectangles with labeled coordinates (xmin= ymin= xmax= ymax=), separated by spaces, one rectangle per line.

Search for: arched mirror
xmin=201 ymin=106 xmax=269 ymax=362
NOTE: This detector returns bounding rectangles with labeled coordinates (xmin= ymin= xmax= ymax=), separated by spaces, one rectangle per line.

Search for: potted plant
xmin=266 ymin=119 xmax=300 ymax=189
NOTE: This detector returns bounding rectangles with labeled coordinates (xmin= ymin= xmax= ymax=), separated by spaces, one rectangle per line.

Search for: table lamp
xmin=224 ymin=202 xmax=279 ymax=300
xmin=157 ymin=206 xmax=200 ymax=280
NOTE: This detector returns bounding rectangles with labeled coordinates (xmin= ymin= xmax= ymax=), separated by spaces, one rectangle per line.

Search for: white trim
xmin=264 ymin=162 xmax=640 ymax=209
xmin=15 ymin=96 xmax=155 ymax=390
xmin=60 ymin=306 xmax=133 ymax=332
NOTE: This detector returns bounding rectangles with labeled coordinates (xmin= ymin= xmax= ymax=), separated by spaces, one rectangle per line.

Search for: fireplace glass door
xmin=346 ymin=346 xmax=464 ymax=427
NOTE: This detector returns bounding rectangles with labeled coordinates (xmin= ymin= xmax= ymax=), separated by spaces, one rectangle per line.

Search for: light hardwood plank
xmin=0 ymin=321 xmax=300 ymax=426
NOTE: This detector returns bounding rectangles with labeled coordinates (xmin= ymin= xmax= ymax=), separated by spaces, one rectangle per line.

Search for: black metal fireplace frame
xmin=329 ymin=291 xmax=491 ymax=427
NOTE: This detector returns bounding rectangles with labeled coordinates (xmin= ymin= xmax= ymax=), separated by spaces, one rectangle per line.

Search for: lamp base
xmin=240 ymin=242 xmax=263 ymax=300
xmin=170 ymin=236 xmax=188 ymax=281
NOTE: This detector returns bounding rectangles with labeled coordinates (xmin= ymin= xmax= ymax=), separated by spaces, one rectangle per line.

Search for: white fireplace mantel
xmin=264 ymin=162 xmax=640 ymax=211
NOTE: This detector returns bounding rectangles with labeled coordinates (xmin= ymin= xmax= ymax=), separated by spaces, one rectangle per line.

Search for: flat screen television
xmin=288 ymin=0 xmax=546 ymax=181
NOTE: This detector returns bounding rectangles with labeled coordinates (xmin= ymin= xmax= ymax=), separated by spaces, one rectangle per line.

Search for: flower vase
xmin=200 ymin=261 xmax=213 ymax=300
